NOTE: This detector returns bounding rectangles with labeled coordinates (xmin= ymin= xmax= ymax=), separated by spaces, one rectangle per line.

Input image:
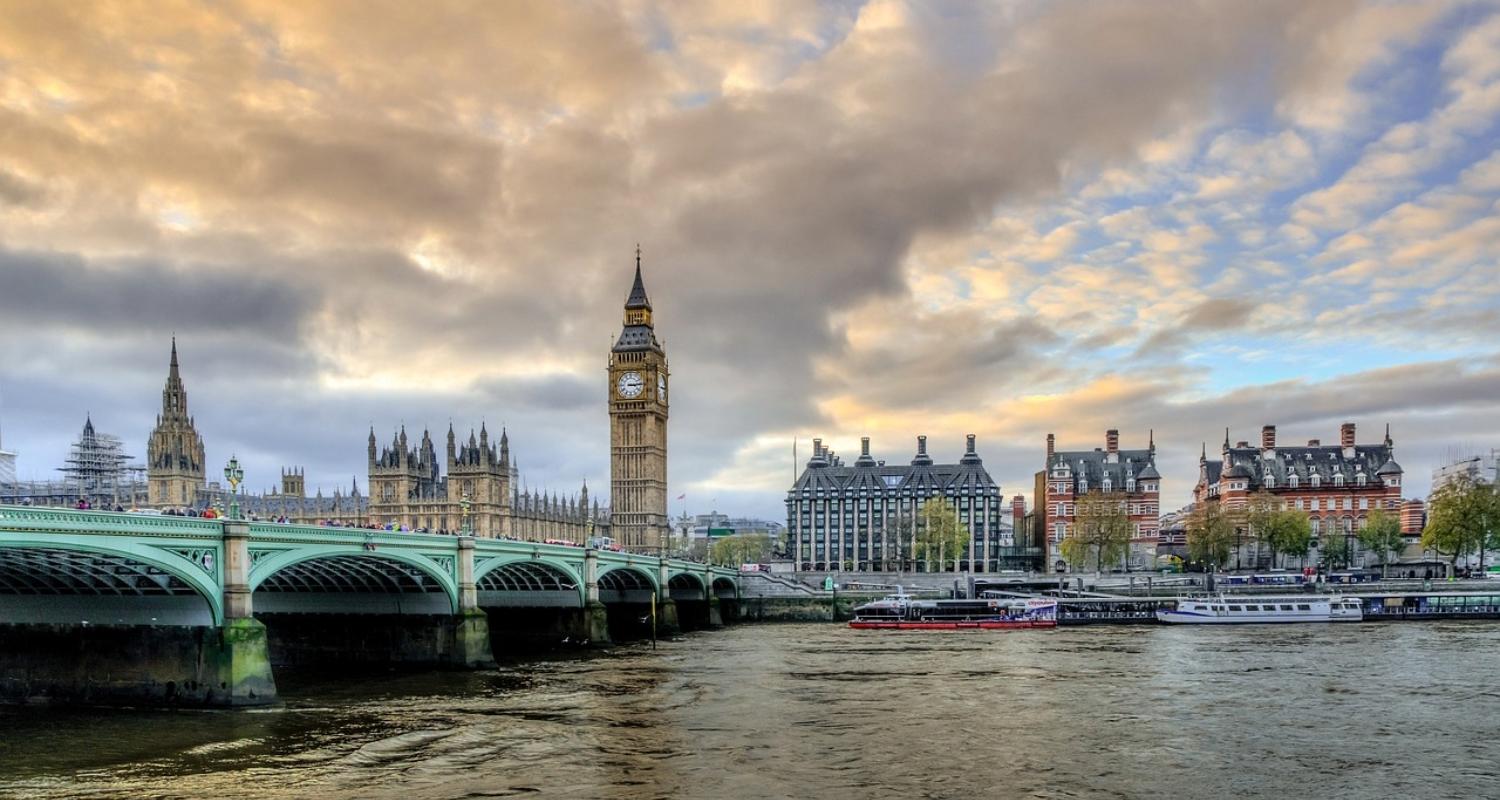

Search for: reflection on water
xmin=2 ymin=623 xmax=1498 ymax=799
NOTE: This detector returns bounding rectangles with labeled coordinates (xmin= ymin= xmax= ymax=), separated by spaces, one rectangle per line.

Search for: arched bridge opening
xmin=597 ymin=567 xmax=659 ymax=641
xmin=475 ymin=560 xmax=589 ymax=652
xmin=251 ymin=553 xmax=460 ymax=668
xmin=712 ymin=576 xmax=741 ymax=623
xmin=669 ymin=573 xmax=712 ymax=631
xmin=477 ymin=561 xmax=582 ymax=608
xmin=0 ymin=545 xmax=217 ymax=626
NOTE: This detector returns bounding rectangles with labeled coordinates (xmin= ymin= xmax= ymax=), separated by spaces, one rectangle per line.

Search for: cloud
xmin=1134 ymin=297 xmax=1260 ymax=356
xmin=0 ymin=1 xmax=1496 ymax=523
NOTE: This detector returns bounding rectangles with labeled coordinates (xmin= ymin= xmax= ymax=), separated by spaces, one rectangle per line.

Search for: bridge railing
xmin=0 ymin=504 xmax=223 ymax=536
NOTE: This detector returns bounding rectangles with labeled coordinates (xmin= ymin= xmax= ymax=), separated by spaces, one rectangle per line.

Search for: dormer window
xmin=1265 ymin=476 xmax=1276 ymax=489
xmin=1333 ymin=473 xmax=1345 ymax=487
xmin=1126 ymin=478 xmax=1136 ymax=492
xmin=1288 ymin=474 xmax=1299 ymax=488
xmin=1310 ymin=473 xmax=1321 ymax=488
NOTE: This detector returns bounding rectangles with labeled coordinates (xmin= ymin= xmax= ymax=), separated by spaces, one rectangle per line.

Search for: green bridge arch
xmin=249 ymin=546 xmax=460 ymax=614
xmin=0 ymin=534 xmax=225 ymax=625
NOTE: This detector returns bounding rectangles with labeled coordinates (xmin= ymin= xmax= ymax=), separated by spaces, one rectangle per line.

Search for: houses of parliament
xmin=138 ymin=257 xmax=671 ymax=549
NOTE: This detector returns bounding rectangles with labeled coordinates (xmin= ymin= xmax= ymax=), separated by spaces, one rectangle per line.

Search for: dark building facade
xmin=786 ymin=435 xmax=1024 ymax=572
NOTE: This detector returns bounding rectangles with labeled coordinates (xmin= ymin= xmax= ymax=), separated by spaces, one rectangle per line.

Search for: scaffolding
xmin=51 ymin=418 xmax=145 ymax=507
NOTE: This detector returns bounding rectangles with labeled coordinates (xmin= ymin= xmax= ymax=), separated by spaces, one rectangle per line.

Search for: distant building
xmin=366 ymin=424 xmax=600 ymax=539
xmin=1400 ymin=498 xmax=1426 ymax=536
xmin=0 ymin=442 xmax=14 ymax=488
xmin=786 ymin=434 xmax=1020 ymax=572
xmin=1432 ymin=450 xmax=1499 ymax=491
xmin=1 ymin=417 xmax=146 ymax=507
xmin=1156 ymin=504 xmax=1192 ymax=562
xmin=1039 ymin=430 xmax=1162 ymax=571
xmin=676 ymin=512 xmax=784 ymax=540
xmin=1194 ymin=423 xmax=1403 ymax=569
xmin=146 ymin=339 xmax=207 ymax=507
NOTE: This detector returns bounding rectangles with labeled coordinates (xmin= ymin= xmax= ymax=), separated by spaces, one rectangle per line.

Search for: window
xmin=1265 ymin=476 xmax=1275 ymax=489
xmin=1279 ymin=604 xmax=1293 ymax=611
xmin=1334 ymin=473 xmax=1345 ymax=487
xmin=1289 ymin=474 xmax=1299 ymax=488
xmin=1244 ymin=605 xmax=1260 ymax=611
xmin=1228 ymin=605 xmax=1243 ymax=612
xmin=1311 ymin=474 xmax=1321 ymax=487
xmin=1297 ymin=604 xmax=1311 ymax=611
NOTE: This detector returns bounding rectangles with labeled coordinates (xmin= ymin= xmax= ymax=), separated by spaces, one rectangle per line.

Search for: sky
xmin=1 ymin=0 xmax=1499 ymax=519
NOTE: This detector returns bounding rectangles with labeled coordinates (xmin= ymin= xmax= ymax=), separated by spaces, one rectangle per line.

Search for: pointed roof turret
xmin=169 ymin=336 xmax=180 ymax=378
xmin=626 ymin=244 xmax=651 ymax=310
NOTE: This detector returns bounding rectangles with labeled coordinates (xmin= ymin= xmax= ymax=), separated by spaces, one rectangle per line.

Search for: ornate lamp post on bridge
xmin=223 ymin=455 xmax=244 ymax=521
xmin=460 ymin=493 xmax=472 ymax=536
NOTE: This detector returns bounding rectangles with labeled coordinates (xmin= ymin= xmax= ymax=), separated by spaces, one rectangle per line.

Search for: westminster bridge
xmin=0 ymin=505 xmax=742 ymax=708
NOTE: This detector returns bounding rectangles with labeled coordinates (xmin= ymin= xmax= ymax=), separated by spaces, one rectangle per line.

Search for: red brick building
xmin=1040 ymin=430 xmax=1162 ymax=570
xmin=1194 ymin=422 xmax=1404 ymax=568
xmin=1399 ymin=498 xmax=1426 ymax=536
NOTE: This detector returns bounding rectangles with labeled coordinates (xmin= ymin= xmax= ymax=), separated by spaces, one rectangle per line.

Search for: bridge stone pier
xmin=0 ymin=506 xmax=738 ymax=708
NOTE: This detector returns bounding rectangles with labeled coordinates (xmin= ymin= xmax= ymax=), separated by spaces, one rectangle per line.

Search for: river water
xmin=1 ymin=622 xmax=1497 ymax=799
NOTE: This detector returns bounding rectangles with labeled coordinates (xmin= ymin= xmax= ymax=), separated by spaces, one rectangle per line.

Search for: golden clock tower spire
xmin=609 ymin=247 xmax=669 ymax=552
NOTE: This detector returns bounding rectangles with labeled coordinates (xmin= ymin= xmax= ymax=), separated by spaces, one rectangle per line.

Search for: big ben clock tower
xmin=609 ymin=248 xmax=669 ymax=552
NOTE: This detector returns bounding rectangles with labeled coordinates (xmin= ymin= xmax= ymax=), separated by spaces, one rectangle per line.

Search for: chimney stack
xmin=1011 ymin=495 xmax=1026 ymax=541
xmin=1106 ymin=429 xmax=1119 ymax=453
xmin=1340 ymin=422 xmax=1356 ymax=448
xmin=917 ymin=435 xmax=928 ymax=456
xmin=966 ymin=434 xmax=976 ymax=454
xmin=860 ymin=436 xmax=870 ymax=457
xmin=1262 ymin=425 xmax=1276 ymax=449
xmin=812 ymin=438 xmax=823 ymax=458
xmin=1046 ymin=433 xmax=1055 ymax=459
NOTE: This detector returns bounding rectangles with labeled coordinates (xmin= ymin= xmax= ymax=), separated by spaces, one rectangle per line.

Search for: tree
xmin=881 ymin=509 xmax=918 ymax=572
xmin=1186 ymin=502 xmax=1237 ymax=571
xmin=1357 ymin=507 xmax=1405 ymax=577
xmin=1422 ymin=475 xmax=1492 ymax=575
xmin=1060 ymin=492 xmax=1132 ymax=573
xmin=915 ymin=497 xmax=970 ymax=572
xmin=1267 ymin=509 xmax=1312 ymax=569
xmin=1320 ymin=527 xmax=1354 ymax=571
xmin=1245 ymin=491 xmax=1278 ymax=569
xmin=709 ymin=533 xmax=772 ymax=567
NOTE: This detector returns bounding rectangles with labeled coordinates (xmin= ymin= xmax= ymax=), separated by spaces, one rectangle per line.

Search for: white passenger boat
xmin=1156 ymin=595 xmax=1363 ymax=624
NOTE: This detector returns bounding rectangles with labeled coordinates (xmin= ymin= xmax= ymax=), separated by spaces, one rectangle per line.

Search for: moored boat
xmin=849 ymin=594 xmax=1057 ymax=630
xmin=1155 ymin=595 xmax=1363 ymax=624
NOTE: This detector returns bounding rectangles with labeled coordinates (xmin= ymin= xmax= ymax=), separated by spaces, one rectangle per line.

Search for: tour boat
xmin=1155 ymin=595 xmax=1364 ymax=624
xmin=849 ymin=594 xmax=1058 ymax=630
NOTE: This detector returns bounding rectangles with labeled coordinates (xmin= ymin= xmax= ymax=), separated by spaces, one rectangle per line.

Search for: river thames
xmin=1 ymin=621 xmax=1496 ymax=799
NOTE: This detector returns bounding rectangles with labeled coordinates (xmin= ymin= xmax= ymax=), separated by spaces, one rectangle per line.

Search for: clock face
xmin=657 ymin=373 xmax=666 ymax=403
xmin=617 ymin=371 xmax=644 ymax=398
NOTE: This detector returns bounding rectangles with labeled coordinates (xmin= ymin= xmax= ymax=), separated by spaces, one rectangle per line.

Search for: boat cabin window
xmin=1227 ymin=605 xmax=1242 ymax=612
xmin=1244 ymin=605 xmax=1259 ymax=611
xmin=1297 ymin=604 xmax=1311 ymax=610
xmin=1279 ymin=604 xmax=1294 ymax=611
